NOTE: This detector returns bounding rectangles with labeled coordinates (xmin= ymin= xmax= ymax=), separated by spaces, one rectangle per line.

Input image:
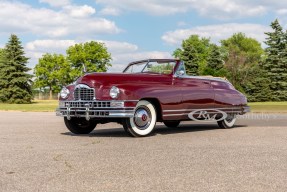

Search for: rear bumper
xmin=242 ymin=106 xmax=250 ymax=114
xmin=56 ymin=100 xmax=137 ymax=120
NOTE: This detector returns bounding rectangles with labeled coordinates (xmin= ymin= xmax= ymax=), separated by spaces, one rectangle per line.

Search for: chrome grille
xmin=65 ymin=101 xmax=111 ymax=108
xmin=74 ymin=84 xmax=95 ymax=101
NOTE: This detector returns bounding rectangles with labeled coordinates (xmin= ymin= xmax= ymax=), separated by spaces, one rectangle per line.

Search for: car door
xmin=171 ymin=76 xmax=215 ymax=120
xmin=176 ymin=76 xmax=214 ymax=107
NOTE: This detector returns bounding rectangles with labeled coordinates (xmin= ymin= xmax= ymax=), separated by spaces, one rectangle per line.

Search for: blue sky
xmin=0 ymin=0 xmax=286 ymax=72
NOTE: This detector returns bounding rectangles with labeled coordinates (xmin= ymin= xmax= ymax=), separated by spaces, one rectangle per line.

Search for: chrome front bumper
xmin=56 ymin=100 xmax=137 ymax=120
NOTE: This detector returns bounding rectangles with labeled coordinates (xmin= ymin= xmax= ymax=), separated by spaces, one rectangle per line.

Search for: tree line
xmin=0 ymin=37 xmax=111 ymax=103
xmin=174 ymin=19 xmax=287 ymax=102
xmin=0 ymin=19 xmax=286 ymax=103
xmin=34 ymin=41 xmax=112 ymax=99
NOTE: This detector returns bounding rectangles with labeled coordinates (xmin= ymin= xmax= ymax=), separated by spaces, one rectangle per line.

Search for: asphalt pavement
xmin=0 ymin=112 xmax=287 ymax=192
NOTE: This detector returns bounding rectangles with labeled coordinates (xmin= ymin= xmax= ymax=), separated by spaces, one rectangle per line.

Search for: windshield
xmin=124 ymin=61 xmax=176 ymax=74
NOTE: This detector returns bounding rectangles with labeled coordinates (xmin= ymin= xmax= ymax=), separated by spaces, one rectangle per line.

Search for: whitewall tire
xmin=123 ymin=100 xmax=157 ymax=137
xmin=217 ymin=114 xmax=237 ymax=129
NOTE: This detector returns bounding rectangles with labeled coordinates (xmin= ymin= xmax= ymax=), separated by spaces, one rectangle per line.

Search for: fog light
xmin=59 ymin=101 xmax=65 ymax=108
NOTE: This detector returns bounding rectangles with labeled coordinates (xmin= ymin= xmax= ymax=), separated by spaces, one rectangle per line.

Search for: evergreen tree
xmin=277 ymin=30 xmax=287 ymax=100
xmin=242 ymin=64 xmax=272 ymax=102
xmin=0 ymin=34 xmax=33 ymax=103
xmin=202 ymin=44 xmax=227 ymax=77
xmin=207 ymin=44 xmax=224 ymax=70
xmin=263 ymin=19 xmax=287 ymax=101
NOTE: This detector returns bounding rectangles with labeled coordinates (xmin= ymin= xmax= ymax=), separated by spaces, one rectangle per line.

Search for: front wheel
xmin=123 ymin=100 xmax=157 ymax=137
xmin=64 ymin=117 xmax=97 ymax=134
xmin=217 ymin=114 xmax=236 ymax=129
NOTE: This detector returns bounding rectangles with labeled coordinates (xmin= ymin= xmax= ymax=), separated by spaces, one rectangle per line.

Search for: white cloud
xmin=0 ymin=1 xmax=120 ymax=37
xmin=192 ymin=0 xmax=266 ymax=19
xmin=95 ymin=0 xmax=273 ymax=18
xmin=63 ymin=5 xmax=96 ymax=18
xmin=162 ymin=23 xmax=270 ymax=45
xmin=99 ymin=41 xmax=138 ymax=54
xmin=277 ymin=9 xmax=287 ymax=15
xmin=26 ymin=40 xmax=76 ymax=53
xmin=24 ymin=39 xmax=171 ymax=72
xmin=25 ymin=39 xmax=138 ymax=58
xmin=39 ymin=0 xmax=70 ymax=7
xmin=99 ymin=7 xmax=121 ymax=16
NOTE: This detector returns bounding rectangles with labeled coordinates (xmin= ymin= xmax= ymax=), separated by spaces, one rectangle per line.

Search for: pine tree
xmin=181 ymin=44 xmax=199 ymax=75
xmin=243 ymin=64 xmax=272 ymax=102
xmin=207 ymin=44 xmax=224 ymax=70
xmin=277 ymin=31 xmax=287 ymax=100
xmin=0 ymin=34 xmax=33 ymax=103
xmin=263 ymin=19 xmax=287 ymax=101
xmin=201 ymin=44 xmax=227 ymax=77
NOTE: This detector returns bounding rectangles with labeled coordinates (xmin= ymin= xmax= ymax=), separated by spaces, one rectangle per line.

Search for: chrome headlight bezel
xmin=60 ymin=87 xmax=70 ymax=99
xmin=109 ymin=86 xmax=120 ymax=99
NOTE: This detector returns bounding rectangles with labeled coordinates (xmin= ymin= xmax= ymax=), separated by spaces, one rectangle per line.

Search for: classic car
xmin=56 ymin=59 xmax=250 ymax=137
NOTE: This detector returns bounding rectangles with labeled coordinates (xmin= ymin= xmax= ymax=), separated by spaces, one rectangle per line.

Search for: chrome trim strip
xmin=163 ymin=113 xmax=188 ymax=117
xmin=163 ymin=106 xmax=249 ymax=113
xmin=163 ymin=111 xmax=243 ymax=117
xmin=175 ymin=75 xmax=231 ymax=84
xmin=163 ymin=107 xmax=243 ymax=112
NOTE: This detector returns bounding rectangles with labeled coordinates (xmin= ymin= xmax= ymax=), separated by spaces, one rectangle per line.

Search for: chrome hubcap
xmin=134 ymin=107 xmax=151 ymax=130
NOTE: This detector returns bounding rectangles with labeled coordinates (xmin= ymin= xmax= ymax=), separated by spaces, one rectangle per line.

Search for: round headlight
xmin=60 ymin=87 xmax=70 ymax=99
xmin=110 ymin=86 xmax=120 ymax=99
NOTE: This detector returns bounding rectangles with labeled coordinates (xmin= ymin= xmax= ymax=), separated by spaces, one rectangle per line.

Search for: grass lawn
xmin=0 ymin=100 xmax=287 ymax=113
xmin=0 ymin=100 xmax=58 ymax=112
xmin=249 ymin=102 xmax=287 ymax=113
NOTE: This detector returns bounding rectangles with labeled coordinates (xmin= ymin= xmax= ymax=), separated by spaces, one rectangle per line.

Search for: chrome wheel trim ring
xmin=133 ymin=106 xmax=152 ymax=130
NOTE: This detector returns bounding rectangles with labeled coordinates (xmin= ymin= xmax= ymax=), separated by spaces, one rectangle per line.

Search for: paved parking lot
xmin=0 ymin=112 xmax=287 ymax=192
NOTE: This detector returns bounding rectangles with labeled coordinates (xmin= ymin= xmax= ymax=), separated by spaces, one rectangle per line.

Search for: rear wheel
xmin=217 ymin=114 xmax=236 ymax=129
xmin=123 ymin=100 xmax=157 ymax=137
xmin=64 ymin=117 xmax=97 ymax=134
xmin=163 ymin=121 xmax=180 ymax=128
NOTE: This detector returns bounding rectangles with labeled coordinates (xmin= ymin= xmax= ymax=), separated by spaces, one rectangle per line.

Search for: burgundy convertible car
xmin=56 ymin=59 xmax=250 ymax=137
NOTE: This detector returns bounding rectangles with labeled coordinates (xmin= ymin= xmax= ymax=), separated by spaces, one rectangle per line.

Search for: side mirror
xmin=177 ymin=70 xmax=185 ymax=76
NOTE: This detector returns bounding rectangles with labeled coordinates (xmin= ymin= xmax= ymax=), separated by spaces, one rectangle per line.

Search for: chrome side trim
xmin=162 ymin=107 xmax=249 ymax=117
xmin=163 ymin=107 xmax=244 ymax=112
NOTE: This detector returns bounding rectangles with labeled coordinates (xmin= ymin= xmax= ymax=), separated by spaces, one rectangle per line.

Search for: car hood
xmin=77 ymin=72 xmax=171 ymax=87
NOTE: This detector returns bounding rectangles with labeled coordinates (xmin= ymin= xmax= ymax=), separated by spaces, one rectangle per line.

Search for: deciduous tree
xmin=221 ymin=33 xmax=265 ymax=94
xmin=34 ymin=53 xmax=71 ymax=99
xmin=173 ymin=35 xmax=211 ymax=75
xmin=66 ymin=41 xmax=112 ymax=79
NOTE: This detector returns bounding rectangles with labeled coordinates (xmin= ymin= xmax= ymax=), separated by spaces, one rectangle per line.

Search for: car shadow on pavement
xmin=61 ymin=128 xmax=131 ymax=137
xmin=155 ymin=124 xmax=247 ymax=135
xmin=61 ymin=124 xmax=248 ymax=137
